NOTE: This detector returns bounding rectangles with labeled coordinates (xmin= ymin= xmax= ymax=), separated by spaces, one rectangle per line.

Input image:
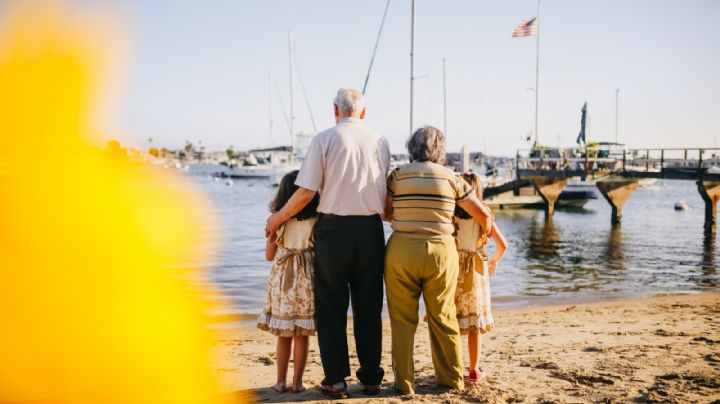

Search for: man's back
xmin=295 ymin=88 xmax=388 ymax=393
xmin=296 ymin=117 xmax=390 ymax=216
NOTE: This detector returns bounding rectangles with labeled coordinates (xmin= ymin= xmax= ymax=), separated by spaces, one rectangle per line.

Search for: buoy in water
xmin=674 ymin=201 xmax=688 ymax=211
xmin=225 ymin=180 xmax=234 ymax=187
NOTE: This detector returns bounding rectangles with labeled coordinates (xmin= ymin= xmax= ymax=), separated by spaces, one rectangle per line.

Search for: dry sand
xmin=214 ymin=293 xmax=720 ymax=403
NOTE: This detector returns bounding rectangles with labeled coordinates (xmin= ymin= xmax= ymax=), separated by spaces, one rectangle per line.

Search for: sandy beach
xmin=214 ymin=293 xmax=720 ymax=403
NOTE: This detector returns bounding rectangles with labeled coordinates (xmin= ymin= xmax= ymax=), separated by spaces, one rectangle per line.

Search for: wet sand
xmin=214 ymin=293 xmax=720 ymax=403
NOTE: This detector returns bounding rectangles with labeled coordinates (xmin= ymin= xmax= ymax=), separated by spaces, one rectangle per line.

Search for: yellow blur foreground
xmin=0 ymin=5 xmax=236 ymax=404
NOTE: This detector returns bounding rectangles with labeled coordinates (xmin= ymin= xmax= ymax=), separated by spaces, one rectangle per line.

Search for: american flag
xmin=512 ymin=17 xmax=537 ymax=37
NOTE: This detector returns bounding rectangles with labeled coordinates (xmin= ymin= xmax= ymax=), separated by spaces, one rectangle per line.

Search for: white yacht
xmin=215 ymin=32 xmax=317 ymax=185
xmin=217 ymin=146 xmax=300 ymax=180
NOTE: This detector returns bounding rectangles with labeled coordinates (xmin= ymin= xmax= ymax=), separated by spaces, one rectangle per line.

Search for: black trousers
xmin=314 ymin=213 xmax=385 ymax=386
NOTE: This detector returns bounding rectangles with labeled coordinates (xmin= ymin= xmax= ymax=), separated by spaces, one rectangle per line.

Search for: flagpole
xmin=615 ymin=88 xmax=620 ymax=143
xmin=534 ymin=0 xmax=541 ymax=147
xmin=410 ymin=0 xmax=415 ymax=136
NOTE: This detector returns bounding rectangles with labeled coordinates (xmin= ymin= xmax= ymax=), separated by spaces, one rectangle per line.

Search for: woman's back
xmin=387 ymin=161 xmax=473 ymax=237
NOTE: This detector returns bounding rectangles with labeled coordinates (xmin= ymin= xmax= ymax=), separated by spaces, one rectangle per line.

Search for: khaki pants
xmin=385 ymin=233 xmax=464 ymax=394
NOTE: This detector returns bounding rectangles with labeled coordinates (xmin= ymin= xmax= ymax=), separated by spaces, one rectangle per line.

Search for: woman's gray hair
xmin=333 ymin=88 xmax=364 ymax=112
xmin=406 ymin=125 xmax=446 ymax=164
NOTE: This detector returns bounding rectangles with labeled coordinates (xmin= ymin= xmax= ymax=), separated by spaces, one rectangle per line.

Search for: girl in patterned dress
xmin=454 ymin=172 xmax=508 ymax=382
xmin=257 ymin=170 xmax=320 ymax=394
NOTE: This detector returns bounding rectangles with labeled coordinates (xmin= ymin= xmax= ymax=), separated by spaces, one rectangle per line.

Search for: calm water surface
xmin=185 ymin=164 xmax=718 ymax=316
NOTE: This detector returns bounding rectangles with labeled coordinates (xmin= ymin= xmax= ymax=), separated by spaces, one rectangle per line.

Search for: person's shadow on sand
xmin=232 ymin=382 xmax=395 ymax=403
xmin=231 ymin=376 xmax=458 ymax=403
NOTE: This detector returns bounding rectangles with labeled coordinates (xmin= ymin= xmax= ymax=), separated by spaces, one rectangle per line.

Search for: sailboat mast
xmin=294 ymin=56 xmax=318 ymax=133
xmin=409 ymin=0 xmax=415 ymax=136
xmin=363 ymin=0 xmax=391 ymax=95
xmin=534 ymin=0 xmax=541 ymax=147
xmin=269 ymin=69 xmax=274 ymax=146
xmin=288 ymin=30 xmax=295 ymax=154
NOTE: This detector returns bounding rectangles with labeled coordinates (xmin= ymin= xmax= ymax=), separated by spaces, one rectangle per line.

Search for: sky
xmin=31 ymin=1 xmax=720 ymax=156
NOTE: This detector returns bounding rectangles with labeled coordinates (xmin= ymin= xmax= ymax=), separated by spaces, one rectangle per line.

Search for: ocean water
xmin=184 ymin=164 xmax=718 ymax=317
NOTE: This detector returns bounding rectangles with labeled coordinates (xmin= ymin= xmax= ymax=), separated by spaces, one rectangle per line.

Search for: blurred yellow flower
xmin=0 ymin=4 xmax=236 ymax=404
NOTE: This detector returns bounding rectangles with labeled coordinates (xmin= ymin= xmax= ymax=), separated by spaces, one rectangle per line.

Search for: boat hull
xmin=214 ymin=163 xmax=301 ymax=180
xmin=485 ymin=189 xmax=595 ymax=210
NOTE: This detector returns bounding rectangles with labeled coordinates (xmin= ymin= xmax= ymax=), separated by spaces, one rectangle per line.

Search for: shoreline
xmin=213 ymin=291 xmax=720 ymax=403
xmin=209 ymin=290 xmax=715 ymax=324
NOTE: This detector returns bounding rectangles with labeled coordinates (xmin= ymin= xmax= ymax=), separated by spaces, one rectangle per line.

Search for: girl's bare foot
xmin=271 ymin=382 xmax=287 ymax=393
xmin=292 ymin=376 xmax=306 ymax=393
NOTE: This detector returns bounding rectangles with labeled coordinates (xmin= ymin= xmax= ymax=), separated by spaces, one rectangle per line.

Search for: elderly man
xmin=266 ymin=88 xmax=390 ymax=397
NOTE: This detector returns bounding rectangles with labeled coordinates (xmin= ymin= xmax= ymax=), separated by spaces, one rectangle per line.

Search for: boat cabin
xmin=244 ymin=146 xmax=293 ymax=166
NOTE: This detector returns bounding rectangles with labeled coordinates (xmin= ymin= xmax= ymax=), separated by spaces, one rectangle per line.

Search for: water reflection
xmin=701 ymin=228 xmax=716 ymax=284
xmin=523 ymin=216 xmax=563 ymax=296
xmin=526 ymin=216 xmax=560 ymax=262
xmin=605 ymin=225 xmax=624 ymax=271
xmin=521 ymin=213 xmax=630 ymax=296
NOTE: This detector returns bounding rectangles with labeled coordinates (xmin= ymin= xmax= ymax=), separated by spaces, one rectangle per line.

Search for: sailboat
xmin=216 ymin=31 xmax=311 ymax=182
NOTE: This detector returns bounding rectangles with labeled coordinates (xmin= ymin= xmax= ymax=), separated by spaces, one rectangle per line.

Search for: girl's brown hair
xmin=269 ymin=170 xmax=319 ymax=220
xmin=454 ymin=172 xmax=483 ymax=219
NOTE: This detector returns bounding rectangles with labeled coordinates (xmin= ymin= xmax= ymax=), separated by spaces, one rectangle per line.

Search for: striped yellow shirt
xmin=387 ymin=161 xmax=474 ymax=236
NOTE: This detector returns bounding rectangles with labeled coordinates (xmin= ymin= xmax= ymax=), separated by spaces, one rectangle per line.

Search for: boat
xmin=485 ymin=187 xmax=596 ymax=210
xmin=214 ymin=31 xmax=313 ymax=183
xmin=557 ymin=189 xmax=597 ymax=208
xmin=390 ymin=154 xmax=411 ymax=170
xmin=485 ymin=195 xmax=544 ymax=210
xmin=567 ymin=174 xmax=657 ymax=190
xmin=215 ymin=146 xmax=300 ymax=179
xmin=638 ymin=178 xmax=658 ymax=188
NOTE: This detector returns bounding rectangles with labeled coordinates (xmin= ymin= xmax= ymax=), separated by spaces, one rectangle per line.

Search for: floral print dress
xmin=257 ymin=217 xmax=316 ymax=337
xmin=454 ymin=217 xmax=494 ymax=334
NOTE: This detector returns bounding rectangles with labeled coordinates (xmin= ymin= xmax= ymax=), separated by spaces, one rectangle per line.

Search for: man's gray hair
xmin=406 ymin=125 xmax=446 ymax=164
xmin=333 ymin=88 xmax=364 ymax=112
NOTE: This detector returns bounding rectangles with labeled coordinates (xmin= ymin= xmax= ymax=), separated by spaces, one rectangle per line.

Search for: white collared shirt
xmin=295 ymin=117 xmax=391 ymax=216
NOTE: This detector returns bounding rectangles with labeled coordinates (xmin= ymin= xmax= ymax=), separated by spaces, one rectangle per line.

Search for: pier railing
xmin=516 ymin=147 xmax=720 ymax=181
xmin=509 ymin=146 xmax=720 ymax=228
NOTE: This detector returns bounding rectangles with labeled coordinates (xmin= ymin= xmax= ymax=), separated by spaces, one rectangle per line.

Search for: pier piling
xmin=528 ymin=177 xmax=567 ymax=217
xmin=697 ymin=181 xmax=720 ymax=231
xmin=596 ymin=177 xmax=639 ymax=225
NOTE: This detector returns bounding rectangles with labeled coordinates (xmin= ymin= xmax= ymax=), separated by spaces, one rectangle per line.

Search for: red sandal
xmin=468 ymin=368 xmax=486 ymax=382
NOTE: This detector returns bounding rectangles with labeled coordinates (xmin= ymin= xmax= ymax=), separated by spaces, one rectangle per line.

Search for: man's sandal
xmin=320 ymin=381 xmax=347 ymax=399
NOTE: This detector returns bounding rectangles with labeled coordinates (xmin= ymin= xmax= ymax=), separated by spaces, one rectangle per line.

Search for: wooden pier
xmin=506 ymin=147 xmax=720 ymax=230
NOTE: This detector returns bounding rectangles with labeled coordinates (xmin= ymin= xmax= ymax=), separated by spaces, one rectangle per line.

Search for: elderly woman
xmin=384 ymin=126 xmax=493 ymax=395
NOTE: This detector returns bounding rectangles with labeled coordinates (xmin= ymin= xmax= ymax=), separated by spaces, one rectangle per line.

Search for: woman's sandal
xmin=291 ymin=384 xmax=306 ymax=394
xmin=271 ymin=382 xmax=287 ymax=393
